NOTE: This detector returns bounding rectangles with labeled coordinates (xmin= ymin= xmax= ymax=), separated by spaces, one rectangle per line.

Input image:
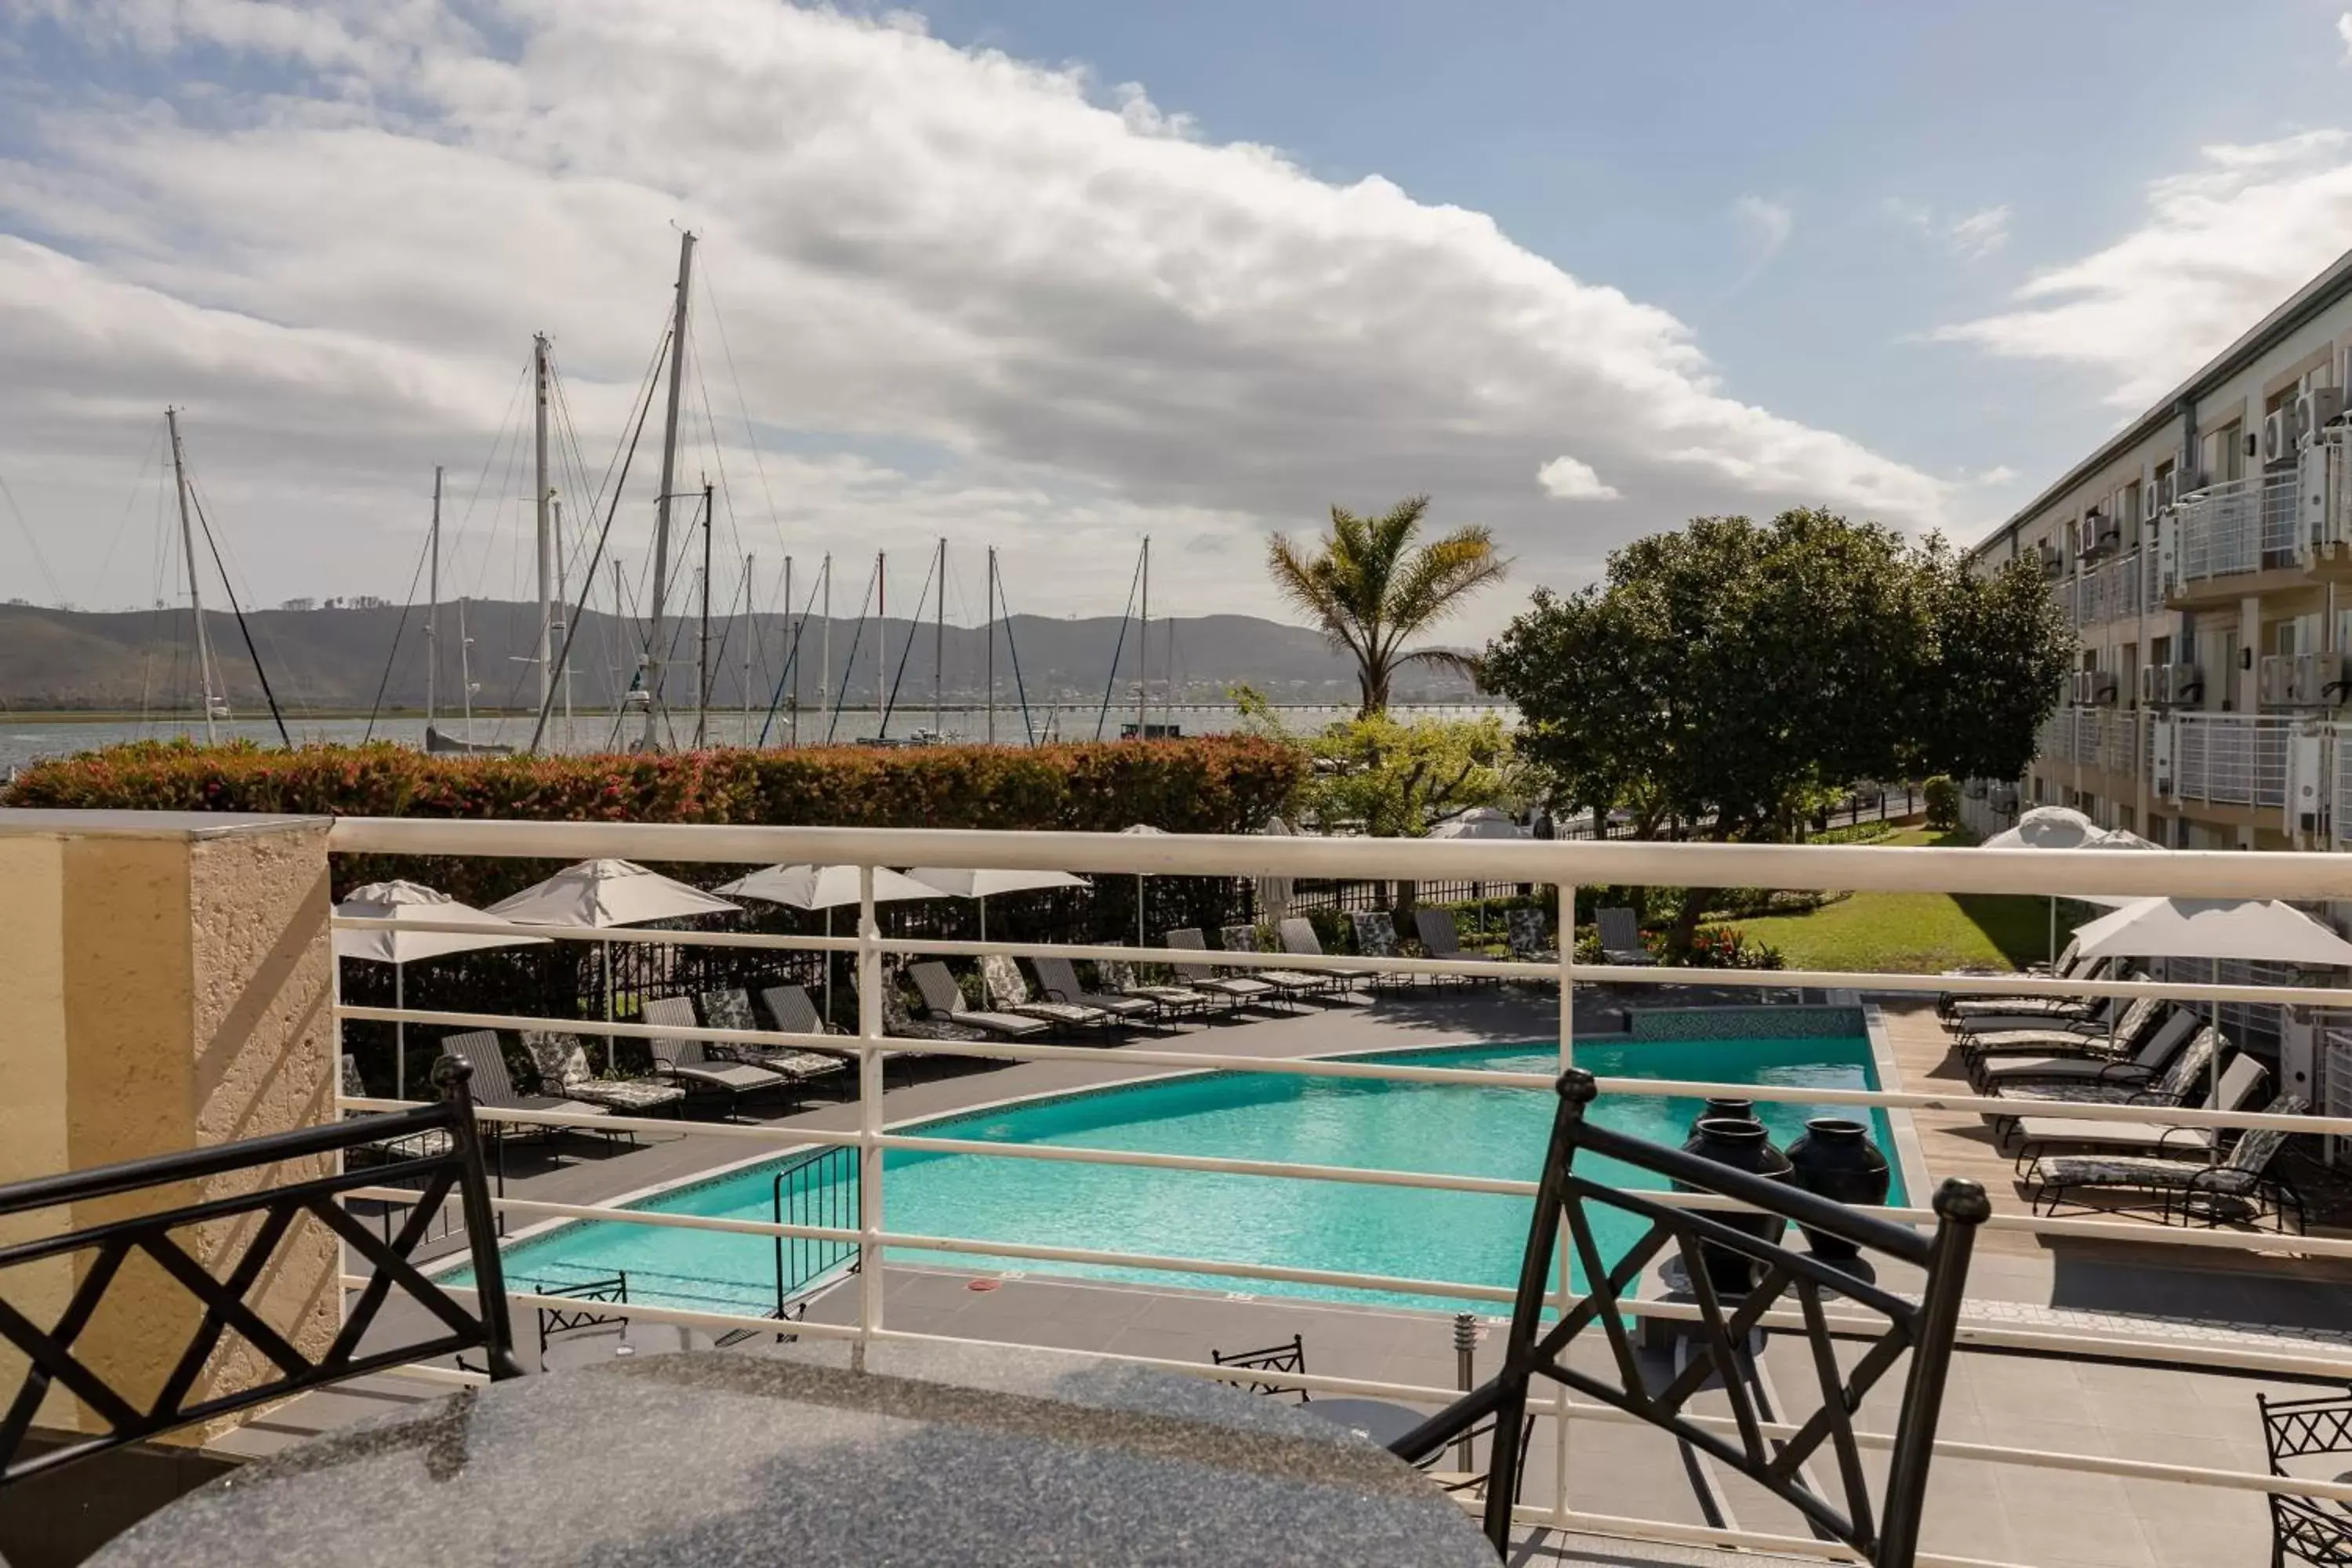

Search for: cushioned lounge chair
xmin=1029 ymin=954 xmax=1159 ymax=1029
xmin=1949 ymin=978 xmax=2139 ymax=1038
xmin=1166 ymin=928 xmax=1283 ymax=1007
xmin=1936 ymin=939 xmax=2095 ymax=1016
xmin=1959 ymin=996 xmax=2168 ymax=1078
xmin=2023 ymin=1102 xmax=2308 ymax=1231
xmin=1414 ymin=907 xmax=1505 ymax=982
xmin=906 ymin=960 xmax=1051 ymax=1040
xmin=1593 ymin=906 xmax=1655 ymax=967
xmin=1504 ymin=907 xmax=1557 ymax=964
xmin=639 ymin=996 xmax=787 ymax=1120
xmin=439 ymin=1030 xmax=615 ymax=1142
xmin=1098 ymin=957 xmax=1221 ymax=1019
xmin=701 ymin=986 xmax=853 ymax=1094
xmin=875 ymin=960 xmax=989 ymax=1042
xmin=1221 ymin=924 xmax=1336 ymax=1000
xmin=1970 ymin=1007 xmax=2198 ymax=1094
xmin=2002 ymin=1054 xmax=2270 ymax=1166
xmin=517 ymin=1030 xmax=687 ymax=1118
xmin=339 ymin=1054 xmax=456 ymax=1162
xmin=1347 ymin=911 xmax=1413 ymax=989
xmin=1944 ymin=956 xmax=2122 ymax=1025
xmin=979 ymin=953 xmax=1113 ymax=1033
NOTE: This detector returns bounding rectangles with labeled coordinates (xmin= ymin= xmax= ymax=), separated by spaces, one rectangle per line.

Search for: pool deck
xmin=268 ymin=982 xmax=2346 ymax=1566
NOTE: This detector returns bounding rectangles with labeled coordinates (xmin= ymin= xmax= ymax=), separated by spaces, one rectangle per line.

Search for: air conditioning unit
xmin=2150 ymin=718 xmax=2175 ymax=797
xmin=2259 ymin=654 xmax=2296 ymax=706
xmin=2264 ymin=407 xmax=2297 ymax=464
xmin=2092 ymin=516 xmax=2123 ymax=556
xmin=2281 ymin=1008 xmax=2318 ymax=1100
xmin=2163 ymin=662 xmax=2205 ymax=706
xmin=2154 ymin=521 xmax=2179 ymax=596
xmin=2299 ymin=386 xmax=2347 ymax=441
xmin=2087 ymin=670 xmax=2119 ymax=706
xmin=2140 ymin=481 xmax=2165 ymax=523
xmin=2137 ymin=665 xmax=2164 ymax=706
xmin=2289 ymin=731 xmax=2328 ymax=835
xmin=2296 ymin=650 xmax=2351 ymax=706
xmin=2037 ymin=540 xmax=2064 ymax=579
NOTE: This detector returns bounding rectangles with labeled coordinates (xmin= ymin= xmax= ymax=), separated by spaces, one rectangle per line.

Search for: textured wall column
xmin=0 ymin=810 xmax=337 ymax=1445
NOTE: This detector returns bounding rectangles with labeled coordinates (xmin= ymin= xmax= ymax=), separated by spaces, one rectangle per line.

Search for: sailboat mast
xmin=818 ymin=552 xmax=831 ymax=743
xmin=1137 ymin=535 xmax=1149 ymax=741
xmin=165 ymin=407 xmax=221 ymax=742
xmin=554 ymin=497 xmax=572 ymax=744
xmin=532 ymin=332 xmax=554 ymax=727
xmin=742 ymin=551 xmax=756 ymax=746
xmin=875 ymin=550 xmax=886 ymax=727
xmin=985 ymin=547 xmax=996 ymax=745
xmin=426 ymin=465 xmax=442 ymax=742
xmin=696 ymin=479 xmax=713 ymax=747
xmin=784 ymin=554 xmax=797 ymax=746
xmin=934 ymin=537 xmax=946 ymax=737
xmin=641 ymin=228 xmax=695 ymax=750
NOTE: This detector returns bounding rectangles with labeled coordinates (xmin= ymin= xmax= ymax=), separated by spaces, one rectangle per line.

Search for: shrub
xmin=1923 ymin=775 xmax=1960 ymax=830
xmin=1573 ymin=922 xmax=1784 ymax=971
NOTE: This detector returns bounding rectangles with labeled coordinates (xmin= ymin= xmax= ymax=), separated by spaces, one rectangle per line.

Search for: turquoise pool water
xmin=456 ymin=1036 xmax=1905 ymax=1315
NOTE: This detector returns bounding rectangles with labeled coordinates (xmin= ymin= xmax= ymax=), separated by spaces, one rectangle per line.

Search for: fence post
xmin=1554 ymin=880 xmax=1574 ymax=1523
xmin=855 ymin=863 xmax=884 ymax=1367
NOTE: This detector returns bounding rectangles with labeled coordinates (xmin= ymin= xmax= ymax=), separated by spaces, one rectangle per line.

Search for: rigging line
xmin=0 ymin=473 xmax=67 ymax=607
xmin=698 ymin=264 xmax=786 ymax=554
xmin=186 ymin=483 xmax=290 ymax=747
xmin=875 ymin=544 xmax=940 ymax=740
xmin=360 ymin=504 xmax=436 ymax=744
xmin=757 ymin=565 xmax=828 ymax=746
xmin=439 ymin=357 xmax=532 ymax=586
xmin=92 ymin=420 xmax=165 ymax=607
xmin=995 ymin=564 xmax=1036 ymax=746
xmin=823 ymin=556 xmax=880 ymax=744
xmin=1092 ymin=546 xmax=1145 ymax=742
xmin=524 ymin=323 xmax=670 ymax=755
xmin=186 ymin=474 xmax=314 ymax=719
xmin=699 ymin=547 xmax=751 ymax=719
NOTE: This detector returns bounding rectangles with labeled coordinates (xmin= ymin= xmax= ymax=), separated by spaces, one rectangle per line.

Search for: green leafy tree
xmin=1483 ymin=508 xmax=2071 ymax=951
xmin=1266 ymin=495 xmax=1508 ymax=715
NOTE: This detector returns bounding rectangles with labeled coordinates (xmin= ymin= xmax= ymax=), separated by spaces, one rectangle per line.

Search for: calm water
xmin=456 ymin=1036 xmax=1900 ymax=1316
xmin=0 ymin=702 xmax=1513 ymax=771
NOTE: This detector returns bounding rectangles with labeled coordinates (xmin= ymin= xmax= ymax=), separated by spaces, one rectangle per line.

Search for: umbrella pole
xmin=2048 ymin=898 xmax=2056 ymax=967
xmin=1137 ymin=873 xmax=1145 ymax=951
xmin=980 ymin=897 xmax=987 ymax=944
xmin=826 ymin=906 xmax=835 ymax=1025
xmin=394 ymin=964 xmax=405 ymax=1100
xmin=604 ymin=942 xmax=615 ymax=1074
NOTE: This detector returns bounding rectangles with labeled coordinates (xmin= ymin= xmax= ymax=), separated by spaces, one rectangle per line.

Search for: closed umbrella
xmin=1427 ymin=808 xmax=1528 ymax=939
xmin=904 ymin=867 xmax=1087 ymax=940
xmin=1254 ymin=817 xmax=1299 ymax=927
xmin=717 ymin=863 xmax=947 ymax=1020
xmin=1122 ymin=824 xmax=1167 ymax=949
xmin=2074 ymin=896 xmax=2352 ymax=1106
xmin=488 ymin=859 xmax=740 ymax=1069
xmin=335 ymin=880 xmax=547 ymax=1098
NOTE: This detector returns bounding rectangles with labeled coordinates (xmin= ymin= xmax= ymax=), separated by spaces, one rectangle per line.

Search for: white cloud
xmin=1966 ymin=465 xmax=2020 ymax=487
xmin=1536 ymin=456 xmax=1619 ymax=501
xmin=0 ymin=1 xmax=1945 ymax=628
xmin=1933 ymin=131 xmax=2352 ymax=407
xmin=1882 ymin=197 xmax=2009 ymax=259
xmin=1726 ymin=194 xmax=1794 ymax=293
xmin=2338 ymin=11 xmax=2352 ymax=62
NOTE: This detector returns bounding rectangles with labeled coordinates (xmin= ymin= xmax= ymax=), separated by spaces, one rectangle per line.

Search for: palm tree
xmin=1266 ymin=496 xmax=1508 ymax=715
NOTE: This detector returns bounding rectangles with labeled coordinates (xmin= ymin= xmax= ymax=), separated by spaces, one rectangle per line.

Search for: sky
xmin=7 ymin=1 xmax=2352 ymax=636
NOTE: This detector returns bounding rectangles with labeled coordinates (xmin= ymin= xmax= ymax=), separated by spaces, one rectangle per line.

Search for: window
xmin=2121 ymin=481 xmax=2143 ymax=546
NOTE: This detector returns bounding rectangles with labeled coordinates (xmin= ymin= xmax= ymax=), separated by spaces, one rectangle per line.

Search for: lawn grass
xmin=1736 ymin=827 xmax=2060 ymax=975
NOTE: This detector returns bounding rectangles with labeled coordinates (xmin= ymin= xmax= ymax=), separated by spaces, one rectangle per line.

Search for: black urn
xmin=1784 ymin=1118 xmax=1892 ymax=1260
xmin=1673 ymin=1118 xmax=1795 ymax=1295
xmin=1683 ymin=1098 xmax=1759 ymax=1144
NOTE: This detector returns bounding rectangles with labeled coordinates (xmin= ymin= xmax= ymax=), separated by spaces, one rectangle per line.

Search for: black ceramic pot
xmin=1673 ymin=1118 xmax=1794 ymax=1295
xmin=1784 ymin=1119 xmax=1891 ymax=1260
xmin=1683 ymin=1098 xmax=1759 ymax=1144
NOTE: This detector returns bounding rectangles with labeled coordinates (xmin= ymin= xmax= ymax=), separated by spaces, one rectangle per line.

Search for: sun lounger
xmin=339 ymin=1055 xmax=456 ymax=1162
xmin=1969 ymin=1007 xmax=2197 ymax=1093
xmin=1959 ymin=996 xmax=2168 ymax=1076
xmin=2002 ymin=1052 xmax=2268 ymax=1165
xmin=1949 ymin=979 xmax=2140 ymax=1037
xmin=906 ymin=960 xmax=1051 ymax=1039
xmin=2022 ymin=1100 xmax=2308 ymax=1231
xmin=1346 ymin=911 xmax=1413 ymax=989
xmin=1944 ymin=957 xmax=2122 ymax=1024
xmin=1936 ymin=942 xmax=2100 ymax=1015
xmin=438 ymin=1030 xmax=615 ymax=1142
xmin=873 ymin=960 xmax=991 ymax=1042
xmin=640 ymin=996 xmax=788 ymax=1119
xmin=517 ymin=1030 xmax=687 ymax=1117
xmin=1593 ymin=906 xmax=1656 ymax=967
xmin=1504 ymin=907 xmax=1557 ymax=964
xmin=980 ymin=953 xmax=1114 ymax=1033
xmin=1029 ymin=953 xmax=1160 ymax=1029
xmin=1275 ymin=916 xmax=1368 ymax=996
xmin=1166 ymin=928 xmax=1284 ymax=1007
xmin=1221 ymin=924 xmax=1335 ymax=1000
xmin=701 ymin=986 xmax=853 ymax=1094
xmin=1415 ymin=907 xmax=1506 ymax=982
xmin=1099 ymin=956 xmax=1222 ymax=1018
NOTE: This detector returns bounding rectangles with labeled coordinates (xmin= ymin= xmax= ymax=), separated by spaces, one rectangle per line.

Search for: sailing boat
xmin=420 ymin=466 xmax=509 ymax=756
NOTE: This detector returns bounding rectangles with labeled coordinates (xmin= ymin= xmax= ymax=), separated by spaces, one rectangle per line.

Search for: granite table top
xmin=89 ymin=1341 xmax=1497 ymax=1566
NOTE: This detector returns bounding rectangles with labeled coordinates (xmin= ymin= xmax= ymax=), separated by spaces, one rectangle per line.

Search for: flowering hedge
xmin=2 ymin=736 xmax=1307 ymax=902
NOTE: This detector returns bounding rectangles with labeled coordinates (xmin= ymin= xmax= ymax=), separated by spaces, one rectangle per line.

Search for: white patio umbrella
xmin=335 ymin=880 xmax=547 ymax=1098
xmin=903 ymin=866 xmax=1087 ymax=940
xmin=487 ymin=859 xmax=741 ymax=1068
xmin=716 ymin=863 xmax=948 ymax=1019
xmin=1122 ymin=824 xmax=1167 ymax=949
xmin=1254 ymin=817 xmax=1299 ymax=927
xmin=2074 ymin=895 xmax=2352 ymax=1106
xmin=1427 ymin=808 xmax=1529 ymax=938
xmin=1980 ymin=809 xmax=2161 ymax=961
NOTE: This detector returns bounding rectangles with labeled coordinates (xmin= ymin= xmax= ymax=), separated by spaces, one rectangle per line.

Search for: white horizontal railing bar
xmin=1526 ymin=1507 xmax=2027 ymax=1568
xmin=874 ymin=1133 xmax=1547 ymax=1199
xmin=353 ymin=1275 xmax=864 ymax=1346
xmin=873 ymin=1228 xmax=1523 ymax=1304
xmin=325 ymin=816 xmax=2352 ymax=901
xmin=333 ymin=913 xmax=864 ymax=955
xmin=334 ymin=1002 xmax=2352 ymax=1139
xmin=373 ymin=1363 xmax=489 ymax=1388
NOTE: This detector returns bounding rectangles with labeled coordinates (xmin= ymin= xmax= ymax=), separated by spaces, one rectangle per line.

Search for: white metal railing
xmin=2174 ymin=469 xmax=2301 ymax=586
xmin=323 ymin=819 xmax=2352 ymax=1564
xmin=2068 ymin=553 xmax=2144 ymax=628
xmin=2169 ymin=710 xmax=2295 ymax=808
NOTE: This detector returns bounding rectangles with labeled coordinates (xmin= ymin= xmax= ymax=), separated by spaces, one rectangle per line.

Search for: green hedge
xmin=2 ymin=737 xmax=1307 ymax=902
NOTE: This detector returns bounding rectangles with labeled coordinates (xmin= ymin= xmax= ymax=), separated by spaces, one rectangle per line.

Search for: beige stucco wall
xmin=0 ymin=811 xmax=337 ymax=1445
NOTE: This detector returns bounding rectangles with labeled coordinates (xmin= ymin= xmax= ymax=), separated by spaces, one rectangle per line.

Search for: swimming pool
xmin=457 ymin=1036 xmax=1909 ymax=1316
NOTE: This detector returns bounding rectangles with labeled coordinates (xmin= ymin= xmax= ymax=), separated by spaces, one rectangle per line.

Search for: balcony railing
xmin=318 ymin=818 xmax=2352 ymax=1568
xmin=2172 ymin=470 xmax=2301 ymax=588
xmin=2171 ymin=711 xmax=2295 ymax=808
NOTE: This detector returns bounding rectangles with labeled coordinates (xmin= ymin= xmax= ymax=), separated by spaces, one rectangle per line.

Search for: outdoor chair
xmin=1386 ymin=1068 xmax=1988 ymax=1560
xmin=1504 ymin=907 xmax=1557 ymax=964
xmin=521 ymin=1272 xmax=632 ymax=1369
xmin=1968 ymin=1006 xmax=2198 ymax=1094
xmin=1210 ymin=1334 xmax=1312 ymax=1401
xmin=702 ymin=986 xmax=854 ymax=1096
xmin=517 ymin=1030 xmax=687 ymax=1120
xmin=876 ymin=960 xmax=993 ymax=1042
xmin=1165 ymin=928 xmax=1284 ymax=1008
xmin=1347 ymin=911 xmax=1414 ymax=989
xmin=439 ymin=1030 xmax=617 ymax=1144
xmin=906 ymin=960 xmax=1051 ymax=1040
xmin=0 ymin=1056 xmax=523 ymax=1489
xmin=1098 ymin=956 xmax=1222 ymax=1020
xmin=1221 ymin=924 xmax=1338 ymax=1001
xmin=1943 ymin=956 xmax=2121 ymax=1025
xmin=1029 ymin=953 xmax=1160 ymax=1029
xmin=1958 ymin=996 xmax=2171 ymax=1080
xmin=2259 ymin=1386 xmax=2352 ymax=1565
xmin=1948 ymin=981 xmax=2143 ymax=1041
xmin=1414 ymin=907 xmax=1505 ymax=982
xmin=2002 ymin=1048 xmax=2267 ymax=1164
xmin=1593 ymin=906 xmax=1656 ymax=967
xmin=339 ymin=1054 xmax=456 ymax=1163
xmin=1935 ymin=941 xmax=2100 ymax=1016
xmin=979 ymin=953 xmax=1114 ymax=1034
xmin=1277 ymin=916 xmax=1374 ymax=995
xmin=2022 ymin=1098 xmax=2308 ymax=1232
xmin=640 ymin=996 xmax=789 ymax=1120
xmin=1985 ymin=1025 xmax=2220 ymax=1133
xmin=1421 ymin=1412 xmax=1538 ymax=1511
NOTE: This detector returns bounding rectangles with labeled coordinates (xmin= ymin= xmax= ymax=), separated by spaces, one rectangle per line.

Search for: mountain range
xmin=0 ymin=600 xmax=1480 ymax=714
